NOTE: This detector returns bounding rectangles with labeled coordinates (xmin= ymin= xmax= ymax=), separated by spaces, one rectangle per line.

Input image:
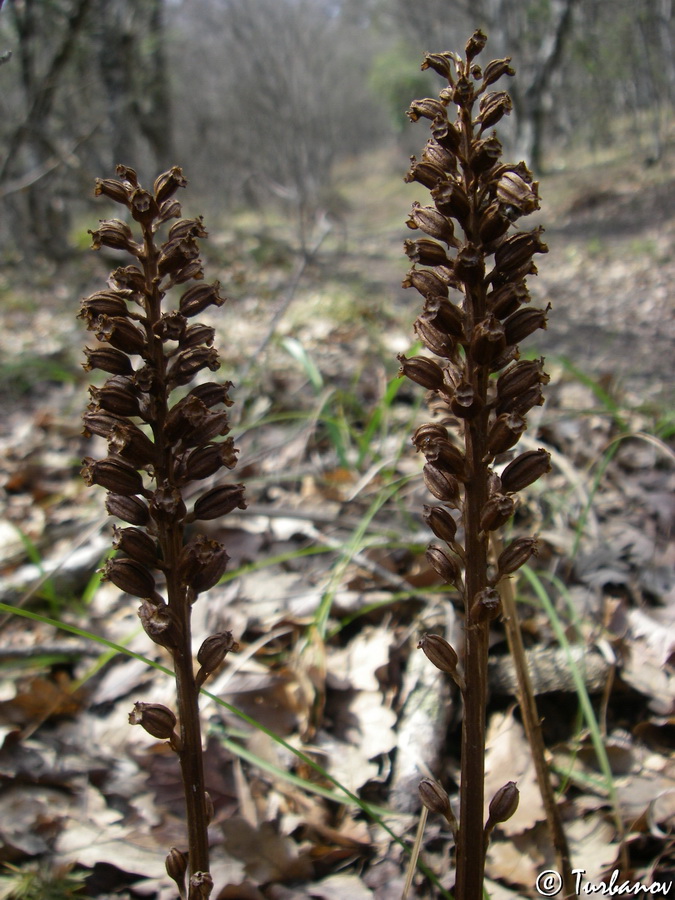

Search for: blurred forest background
xmin=1 ymin=0 xmax=674 ymax=259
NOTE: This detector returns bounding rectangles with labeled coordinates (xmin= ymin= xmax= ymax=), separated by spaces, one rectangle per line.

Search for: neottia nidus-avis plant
xmin=399 ymin=31 xmax=552 ymax=900
xmin=79 ymin=165 xmax=245 ymax=900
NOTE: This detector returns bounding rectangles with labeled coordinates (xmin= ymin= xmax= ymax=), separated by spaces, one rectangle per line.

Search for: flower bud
xmin=487 ymin=412 xmax=527 ymax=456
xmin=115 ymin=164 xmax=139 ymax=186
xmin=504 ymin=306 xmax=548 ymax=345
xmin=497 ymin=536 xmax=539 ymax=577
xmin=423 ymin=505 xmax=458 ymax=543
xmin=397 ymin=354 xmax=446 ymax=391
xmin=129 ymin=701 xmax=177 ymax=741
xmin=413 ymin=315 xmax=457 ymax=358
xmin=423 ymin=464 xmax=460 ymax=503
xmin=486 ymin=781 xmax=519 ymax=829
xmin=482 ymin=57 xmax=515 ymax=87
xmin=453 ymin=244 xmax=484 ymax=285
xmin=138 ymin=598 xmax=179 ymax=649
xmin=418 ymin=632 xmax=459 ymax=675
xmin=103 ymin=557 xmax=156 ymax=598
xmin=129 ymin=188 xmax=159 ymax=223
xmin=421 ymin=51 xmax=454 ymax=79
xmin=108 ymin=421 xmax=158 ymax=467
xmin=426 ymin=545 xmax=462 ymax=586
xmin=480 ymin=494 xmax=515 ymax=532
xmin=405 ymin=158 xmax=447 ymax=190
xmin=418 ymin=778 xmax=451 ymax=817
xmin=89 ymin=376 xmax=141 ymax=417
xmin=496 ymin=359 xmax=549 ymax=407
xmin=83 ymin=346 xmax=134 ymax=376
xmin=94 ymin=178 xmax=131 ymax=205
xmin=488 ymin=281 xmax=530 ymax=319
xmin=153 ymin=166 xmax=187 ymax=204
xmin=496 ymin=170 xmax=539 ymax=216
xmin=469 ymin=587 xmax=502 ymax=623
xmin=431 ymin=180 xmax=470 ymax=223
xmin=179 ymin=281 xmax=227 ymax=317
xmin=81 ymin=456 xmax=145 ymax=495
xmin=79 ymin=290 xmax=130 ymax=321
xmin=177 ymin=535 xmax=229 ymax=594
xmin=168 ymin=346 xmax=220 ymax=387
xmin=89 ymin=219 xmax=138 ymax=253
xmin=406 ymin=202 xmax=456 ymax=246
xmin=106 ymin=492 xmax=150 ymax=526
xmin=475 ymin=91 xmax=512 ymax=130
xmin=402 ymin=268 xmax=449 ymax=301
xmin=407 ymin=97 xmax=448 ymax=122
xmin=451 ymin=381 xmax=483 ymax=419
xmin=421 ymin=138 xmax=456 ymax=173
xmin=404 ymin=238 xmax=450 ymax=268
xmin=191 ymin=484 xmax=247 ymax=521
xmin=470 ymin=316 xmax=506 ymax=364
xmin=195 ymin=631 xmax=238 ymax=687
xmin=112 ymin=526 xmax=159 ymax=568
xmin=175 ymin=440 xmax=238 ymax=482
xmin=500 ymin=449 xmax=551 ymax=493
xmin=465 ymin=29 xmax=487 ymax=61
xmin=412 ymin=423 xmax=449 ymax=451
xmin=165 ymin=848 xmax=187 ymax=894
xmin=424 ymin=296 xmax=465 ymax=338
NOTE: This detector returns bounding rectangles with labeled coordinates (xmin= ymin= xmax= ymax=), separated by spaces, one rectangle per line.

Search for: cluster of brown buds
xmin=79 ymin=164 xmax=243 ymax=899
xmin=399 ymin=32 xmax=551 ymax=899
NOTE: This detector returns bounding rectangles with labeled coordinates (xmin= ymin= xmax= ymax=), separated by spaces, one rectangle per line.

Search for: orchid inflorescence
xmin=79 ymin=164 xmax=244 ymax=899
xmin=399 ymin=31 xmax=552 ymax=899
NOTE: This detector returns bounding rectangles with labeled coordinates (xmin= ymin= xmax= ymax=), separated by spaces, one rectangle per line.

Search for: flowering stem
xmin=402 ymin=32 xmax=554 ymax=899
xmin=81 ymin=165 xmax=245 ymax=898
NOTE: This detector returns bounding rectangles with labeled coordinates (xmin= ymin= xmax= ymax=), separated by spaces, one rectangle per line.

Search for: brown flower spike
xmin=80 ymin=165 xmax=242 ymax=898
xmin=400 ymin=32 xmax=551 ymax=899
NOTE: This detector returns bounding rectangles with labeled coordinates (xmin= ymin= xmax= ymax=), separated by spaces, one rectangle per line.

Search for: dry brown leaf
xmin=484 ymin=708 xmax=545 ymax=835
xmin=221 ymin=816 xmax=314 ymax=884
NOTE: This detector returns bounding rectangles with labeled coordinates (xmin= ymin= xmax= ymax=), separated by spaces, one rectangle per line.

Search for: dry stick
xmin=491 ymin=532 xmax=575 ymax=900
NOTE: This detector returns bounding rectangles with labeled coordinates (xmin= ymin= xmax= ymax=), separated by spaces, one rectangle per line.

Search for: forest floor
xmin=0 ymin=140 xmax=673 ymax=899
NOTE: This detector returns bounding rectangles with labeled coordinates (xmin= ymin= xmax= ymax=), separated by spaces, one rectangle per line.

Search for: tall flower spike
xmin=80 ymin=165 xmax=246 ymax=898
xmin=402 ymin=31 xmax=551 ymax=900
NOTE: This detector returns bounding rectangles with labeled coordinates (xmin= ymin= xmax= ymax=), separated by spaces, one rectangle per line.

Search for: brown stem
xmin=455 ymin=395 xmax=491 ymax=900
xmin=141 ymin=222 xmax=211 ymax=885
xmin=491 ymin=533 xmax=575 ymax=899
